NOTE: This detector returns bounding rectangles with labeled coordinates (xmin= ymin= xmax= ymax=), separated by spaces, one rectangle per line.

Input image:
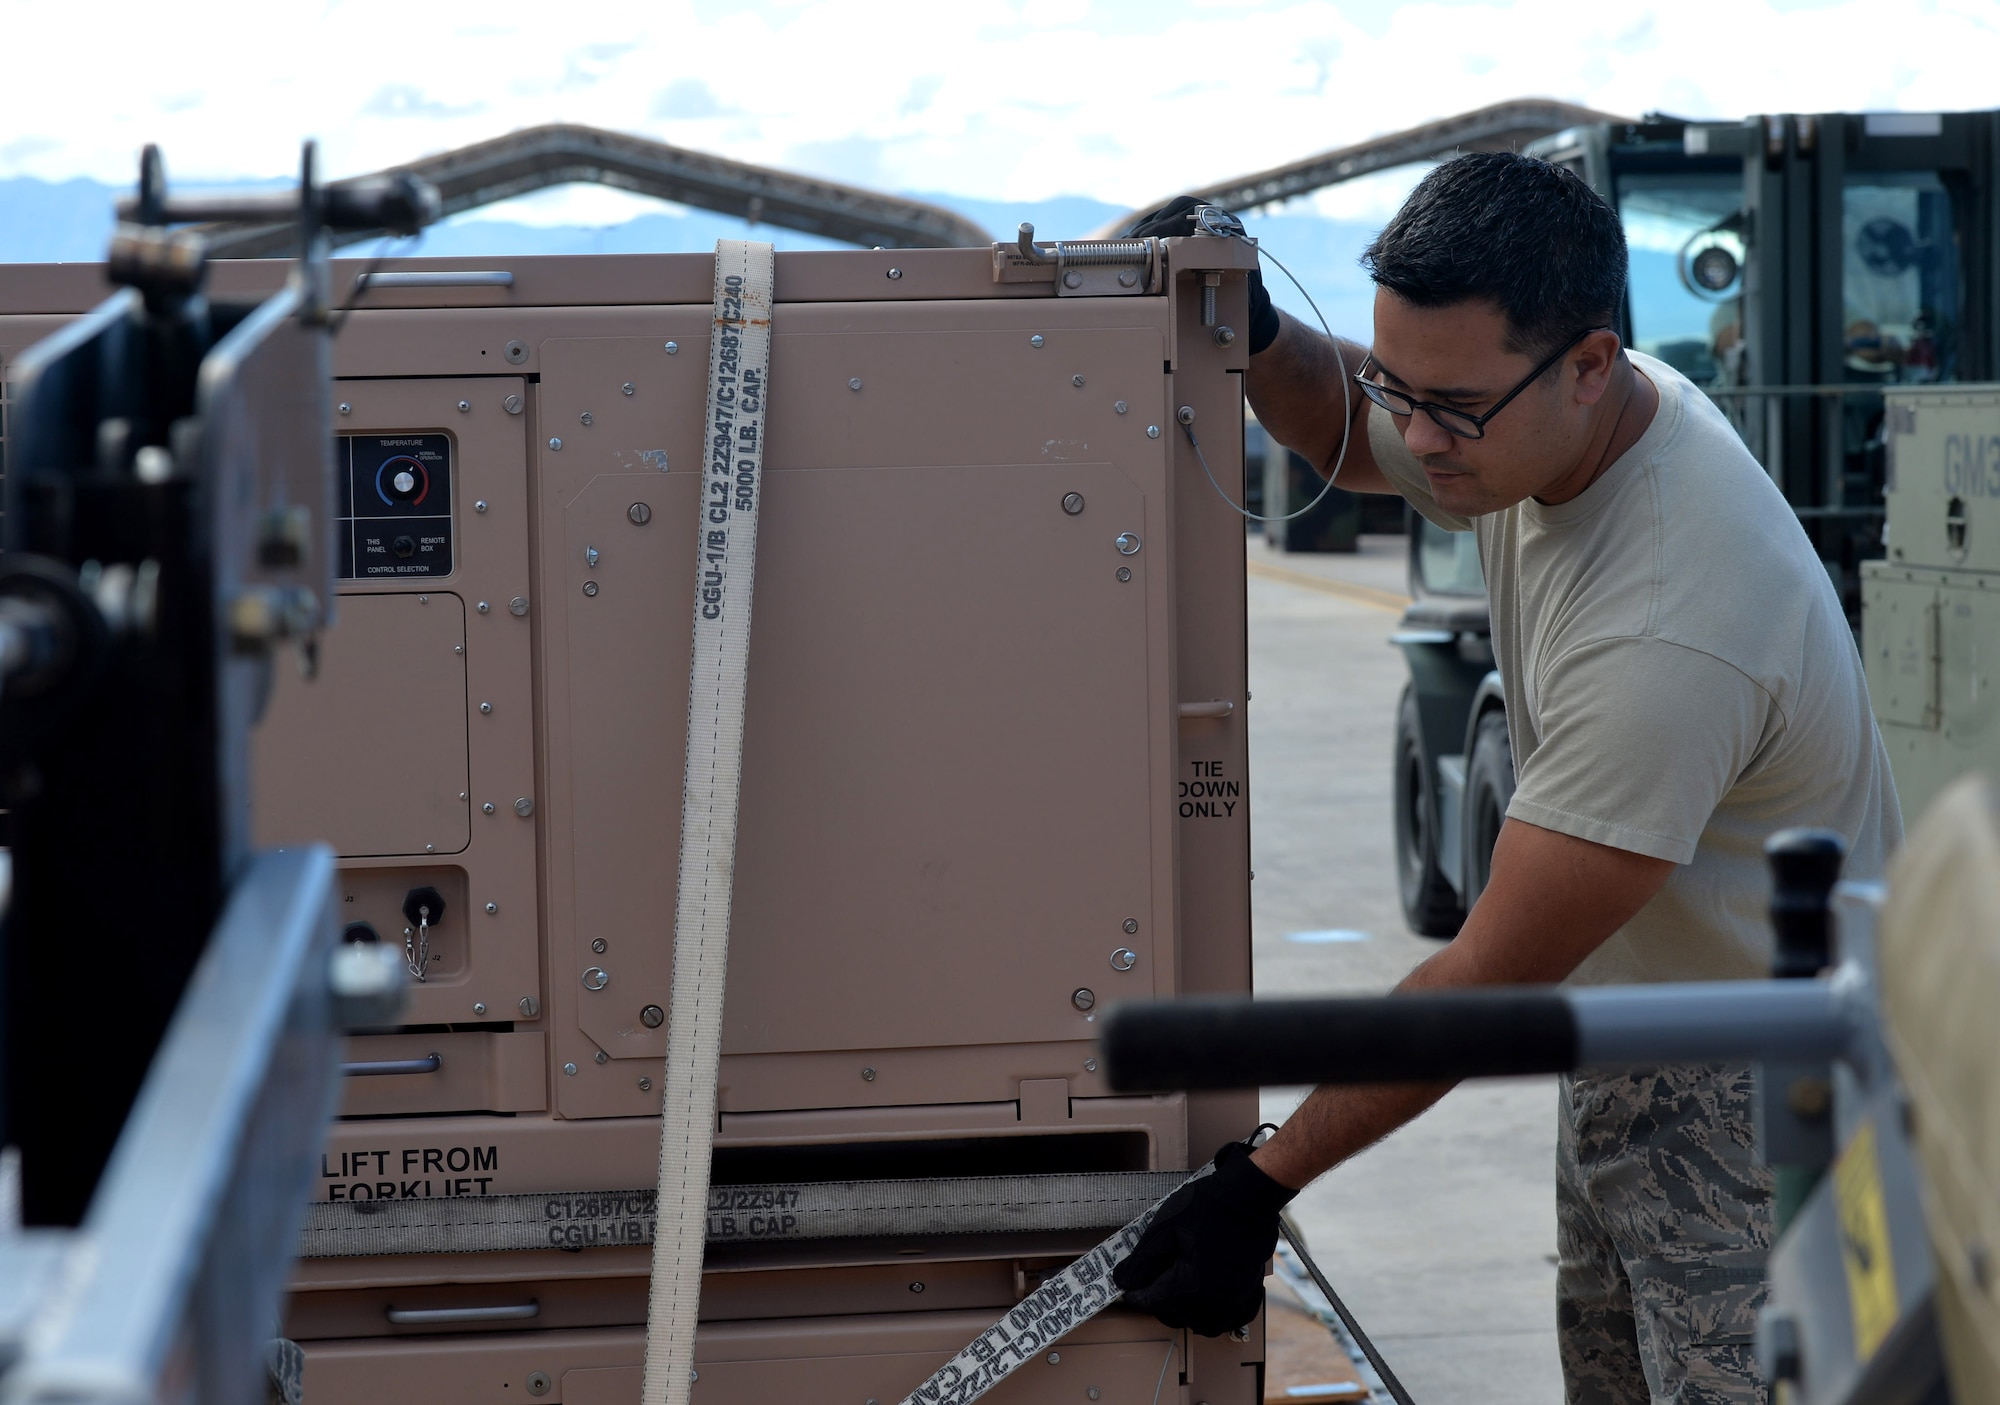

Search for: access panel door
xmin=535 ymin=300 xmax=1178 ymax=1117
xmin=253 ymin=377 xmax=540 ymax=1029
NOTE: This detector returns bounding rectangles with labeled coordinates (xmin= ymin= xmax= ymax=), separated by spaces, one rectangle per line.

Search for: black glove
xmin=1113 ymin=1137 xmax=1298 ymax=1336
xmin=1124 ymin=195 xmax=1281 ymax=355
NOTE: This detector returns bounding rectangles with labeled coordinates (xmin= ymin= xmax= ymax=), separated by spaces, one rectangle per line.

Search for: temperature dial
xmin=376 ymin=456 xmax=431 ymax=507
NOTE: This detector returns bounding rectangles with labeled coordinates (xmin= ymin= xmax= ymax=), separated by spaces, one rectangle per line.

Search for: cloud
xmin=362 ymin=85 xmax=486 ymax=120
xmin=0 ymin=0 xmax=1994 ymax=208
xmin=653 ymin=78 xmax=731 ymax=120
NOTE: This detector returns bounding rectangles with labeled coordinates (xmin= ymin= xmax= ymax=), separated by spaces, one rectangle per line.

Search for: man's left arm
xmin=1250 ymin=819 xmax=1675 ymax=1190
xmin=1115 ymin=636 xmax=1772 ymax=1332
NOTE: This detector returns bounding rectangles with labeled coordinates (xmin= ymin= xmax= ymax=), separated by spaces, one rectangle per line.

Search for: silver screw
xmin=515 ymin=797 xmax=535 ymax=817
xmin=425 ymin=843 xmax=434 ymax=852
xmin=1115 ymin=533 xmax=1142 ymax=555
xmin=1116 ymin=566 xmax=1132 ymax=582
xmin=563 ymin=1063 xmax=577 ymax=1076
xmin=1063 ymin=271 xmax=1083 ymax=288
xmin=337 ymin=402 xmax=352 ymax=416
xmin=474 ymin=1001 xmax=487 ymax=1015
xmin=475 ymin=500 xmax=489 ymax=512
xmin=457 ymin=399 xmax=471 ymax=413
xmin=1047 ymin=1351 xmax=1061 ymax=1365
xmin=527 ymin=1372 xmax=551 ymax=1397
xmin=583 ymin=581 xmax=599 ymax=597
xmin=583 ymin=963 xmax=610 ymax=990
xmin=486 ymin=902 xmax=499 ymax=914
xmin=504 ymin=340 xmax=528 ymax=364
xmin=460 ymin=791 xmax=468 ymax=800
xmin=484 ymin=802 xmax=496 ymax=814
xmin=1146 ymin=425 xmax=1160 ymax=439
xmin=1030 ymin=334 xmax=1045 ymax=348
xmin=1114 ymin=400 xmax=1128 ymax=414
xmin=909 ymin=1280 xmax=926 ymax=1293
xmin=454 ymin=644 xmax=464 ymax=654
xmin=628 ymin=502 xmax=652 ymax=525
xmin=419 ymin=594 xmax=429 ymax=604
xmin=480 ymin=701 xmax=493 ymax=714
xmin=503 ymin=394 xmax=523 ymax=415
xmin=664 ymin=341 xmax=679 ymax=355
xmin=519 ymin=995 xmax=539 ymax=1017
xmin=1118 ymin=268 xmax=1139 ymax=287
xmin=1123 ymin=916 xmax=1140 ymax=933
xmin=849 ymin=377 xmax=863 ymax=391
xmin=1072 ymin=987 xmax=1096 ymax=1011
xmin=1110 ymin=948 xmax=1138 ymax=971
xmin=477 ymin=600 xmax=490 ymax=613
xmin=886 ymin=267 xmax=903 ymax=280
xmin=1214 ymin=325 xmax=1237 ymax=346
xmin=1084 ymin=1058 xmax=1098 ymax=1072
xmin=1062 ymin=492 xmax=1085 ymax=515
xmin=580 ymin=412 xmax=593 ymax=426
xmin=595 ymin=1050 xmax=609 ymax=1064
xmin=622 ymin=382 xmax=636 ymax=396
xmin=861 ymin=1066 xmax=877 ymax=1082
xmin=1177 ymin=405 xmax=1196 ymax=425
xmin=592 ymin=937 xmax=608 ymax=954
xmin=548 ymin=437 xmax=563 ymax=451
xmin=639 ymin=1076 xmax=653 ymax=1091
xmin=510 ymin=596 xmax=530 ymax=616
xmin=642 ymin=1004 xmax=665 ymax=1027
xmin=1072 ymin=374 xmax=1085 ymax=387
xmin=1090 ymin=1391 xmax=1102 ymax=1401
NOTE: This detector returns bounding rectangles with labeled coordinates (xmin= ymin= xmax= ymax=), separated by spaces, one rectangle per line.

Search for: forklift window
xmin=1416 ymin=515 xmax=1484 ymax=597
xmin=1842 ymin=174 xmax=1959 ymax=385
xmin=1615 ymin=173 xmax=1746 ymax=388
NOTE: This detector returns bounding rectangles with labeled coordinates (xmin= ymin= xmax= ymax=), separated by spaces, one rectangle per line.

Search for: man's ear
xmin=1570 ymin=329 xmax=1622 ymax=407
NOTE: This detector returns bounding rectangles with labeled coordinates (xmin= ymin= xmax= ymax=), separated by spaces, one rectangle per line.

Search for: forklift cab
xmin=1389 ymin=109 xmax=1996 ymax=938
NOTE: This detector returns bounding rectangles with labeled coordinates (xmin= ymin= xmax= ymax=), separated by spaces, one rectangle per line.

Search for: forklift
xmin=1393 ymin=108 xmax=1999 ymax=936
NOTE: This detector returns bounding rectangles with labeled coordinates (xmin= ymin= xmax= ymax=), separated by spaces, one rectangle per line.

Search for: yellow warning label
xmin=1833 ymin=1119 xmax=1898 ymax=1361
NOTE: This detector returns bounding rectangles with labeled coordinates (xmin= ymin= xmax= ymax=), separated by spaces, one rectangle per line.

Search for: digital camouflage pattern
xmin=1556 ymin=1064 xmax=1774 ymax=1404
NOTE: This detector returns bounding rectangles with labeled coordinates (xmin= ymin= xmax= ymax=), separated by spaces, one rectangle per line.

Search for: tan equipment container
xmin=3 ymin=234 xmax=1263 ymax=1402
xmin=1864 ymin=386 xmax=2000 ymax=819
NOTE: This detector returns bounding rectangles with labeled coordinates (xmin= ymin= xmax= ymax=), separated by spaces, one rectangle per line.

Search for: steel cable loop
xmin=1185 ymin=238 xmax=1356 ymax=524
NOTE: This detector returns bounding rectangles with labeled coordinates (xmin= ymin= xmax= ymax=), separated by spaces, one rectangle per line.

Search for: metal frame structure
xmin=193 ymin=124 xmax=993 ymax=257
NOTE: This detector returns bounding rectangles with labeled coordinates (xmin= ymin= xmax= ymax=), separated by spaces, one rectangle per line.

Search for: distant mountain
xmin=0 ymin=177 xmax=1384 ymax=336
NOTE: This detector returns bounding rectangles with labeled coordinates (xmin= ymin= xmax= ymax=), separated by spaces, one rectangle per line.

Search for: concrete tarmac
xmin=1245 ymin=533 xmax=1564 ymax=1403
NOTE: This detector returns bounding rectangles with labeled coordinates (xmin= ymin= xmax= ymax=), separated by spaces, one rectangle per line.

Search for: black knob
xmin=401 ymin=886 xmax=446 ymax=929
xmin=392 ymin=534 xmax=416 ymax=559
xmin=1766 ymin=828 xmax=1845 ymax=978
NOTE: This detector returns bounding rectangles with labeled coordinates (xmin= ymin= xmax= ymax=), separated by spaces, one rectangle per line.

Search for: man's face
xmin=1368 ymin=291 xmax=1610 ymax=517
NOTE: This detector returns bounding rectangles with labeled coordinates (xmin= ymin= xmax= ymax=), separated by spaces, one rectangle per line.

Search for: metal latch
xmin=992 ymin=223 xmax=1161 ymax=296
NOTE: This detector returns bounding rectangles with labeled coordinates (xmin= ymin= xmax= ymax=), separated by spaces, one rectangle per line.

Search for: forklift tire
xmin=1393 ymin=686 xmax=1466 ymax=938
xmin=1461 ymin=710 xmax=1515 ymax=912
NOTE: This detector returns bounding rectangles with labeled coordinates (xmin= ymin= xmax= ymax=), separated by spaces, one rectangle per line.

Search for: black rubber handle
xmin=1100 ymin=993 xmax=1579 ymax=1092
xmin=1766 ymin=828 xmax=1845 ymax=979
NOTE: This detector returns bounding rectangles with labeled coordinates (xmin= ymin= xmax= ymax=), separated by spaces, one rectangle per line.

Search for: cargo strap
xmin=643 ymin=239 xmax=775 ymax=1405
xmin=294 ymin=1170 xmax=1185 ymax=1258
xmin=895 ymin=1166 xmax=1205 ymax=1405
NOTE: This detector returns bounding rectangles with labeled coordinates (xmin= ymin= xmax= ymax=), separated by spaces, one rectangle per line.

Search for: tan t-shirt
xmin=1371 ymin=351 xmax=1902 ymax=984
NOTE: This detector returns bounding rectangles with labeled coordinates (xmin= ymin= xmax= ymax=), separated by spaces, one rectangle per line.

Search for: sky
xmin=6 ymin=0 xmax=1998 ymax=232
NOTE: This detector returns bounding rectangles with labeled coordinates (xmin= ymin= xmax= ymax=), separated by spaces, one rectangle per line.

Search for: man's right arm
xmin=1247 ymin=308 xmax=1394 ymax=495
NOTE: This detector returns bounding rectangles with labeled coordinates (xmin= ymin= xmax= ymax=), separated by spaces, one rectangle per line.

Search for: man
xmin=1113 ymin=156 xmax=1901 ymax=1403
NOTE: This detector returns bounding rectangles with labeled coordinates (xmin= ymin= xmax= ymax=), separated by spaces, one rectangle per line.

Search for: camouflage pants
xmin=1557 ymin=1065 xmax=1774 ymax=1405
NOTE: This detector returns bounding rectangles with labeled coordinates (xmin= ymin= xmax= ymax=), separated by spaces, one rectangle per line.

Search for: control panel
xmin=338 ymin=433 xmax=453 ymax=579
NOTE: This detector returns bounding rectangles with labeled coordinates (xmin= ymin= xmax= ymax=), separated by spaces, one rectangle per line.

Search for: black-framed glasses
xmin=1352 ymin=326 xmax=1612 ymax=440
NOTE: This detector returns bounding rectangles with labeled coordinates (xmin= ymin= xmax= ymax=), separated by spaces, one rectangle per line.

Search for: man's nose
xmin=1401 ymin=409 xmax=1457 ymax=458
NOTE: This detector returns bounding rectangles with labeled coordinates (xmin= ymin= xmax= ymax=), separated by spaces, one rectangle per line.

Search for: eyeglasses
xmin=1351 ymin=326 xmax=1612 ymax=440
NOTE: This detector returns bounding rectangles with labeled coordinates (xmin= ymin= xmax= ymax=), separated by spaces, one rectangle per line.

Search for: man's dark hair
xmin=1361 ymin=152 xmax=1627 ymax=360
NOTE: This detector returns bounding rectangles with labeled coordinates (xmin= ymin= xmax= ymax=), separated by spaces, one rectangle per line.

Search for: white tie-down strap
xmin=898 ymin=1165 xmax=1207 ymax=1405
xmin=641 ymin=238 xmax=775 ymax=1405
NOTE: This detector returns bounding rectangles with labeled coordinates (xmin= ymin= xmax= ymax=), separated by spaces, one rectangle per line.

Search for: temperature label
xmin=338 ymin=434 xmax=454 ymax=579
